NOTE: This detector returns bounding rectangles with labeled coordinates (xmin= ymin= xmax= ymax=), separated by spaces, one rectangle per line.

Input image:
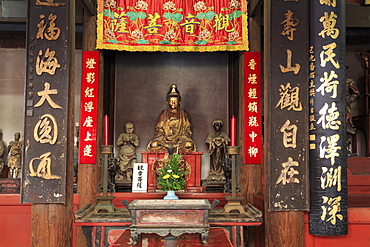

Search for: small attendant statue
xmin=116 ymin=122 xmax=139 ymax=181
xmin=205 ymin=120 xmax=230 ymax=182
xmin=147 ymin=84 xmax=196 ymax=152
xmin=8 ymin=132 xmax=22 ymax=178
xmin=0 ymin=130 xmax=5 ymax=176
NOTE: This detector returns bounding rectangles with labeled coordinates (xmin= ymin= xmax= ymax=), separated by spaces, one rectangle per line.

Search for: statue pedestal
xmin=141 ymin=151 xmax=204 ymax=192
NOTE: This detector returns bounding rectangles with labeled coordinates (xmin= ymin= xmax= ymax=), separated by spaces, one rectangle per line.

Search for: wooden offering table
xmin=128 ymin=199 xmax=211 ymax=245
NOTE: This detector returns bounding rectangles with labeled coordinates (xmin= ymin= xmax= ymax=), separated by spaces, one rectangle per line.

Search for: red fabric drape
xmin=97 ymin=0 xmax=248 ymax=52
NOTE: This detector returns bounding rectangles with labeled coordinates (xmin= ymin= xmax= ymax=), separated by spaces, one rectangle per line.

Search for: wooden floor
xmin=112 ymin=228 xmax=233 ymax=247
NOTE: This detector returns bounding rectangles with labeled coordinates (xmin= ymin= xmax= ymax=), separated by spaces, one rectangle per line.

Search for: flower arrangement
xmin=157 ymin=153 xmax=187 ymax=191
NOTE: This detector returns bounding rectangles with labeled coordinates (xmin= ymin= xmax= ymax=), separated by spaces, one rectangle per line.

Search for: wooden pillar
xmin=241 ymin=2 xmax=263 ymax=246
xmin=23 ymin=0 xmax=76 ymax=246
xmin=76 ymin=5 xmax=103 ymax=247
xmin=263 ymin=0 xmax=309 ymax=245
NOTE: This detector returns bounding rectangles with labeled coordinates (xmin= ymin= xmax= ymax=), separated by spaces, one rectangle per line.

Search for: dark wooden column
xmin=76 ymin=3 xmax=103 ymax=247
xmin=24 ymin=1 xmax=76 ymax=246
xmin=263 ymin=0 xmax=309 ymax=245
xmin=241 ymin=1 xmax=263 ymax=247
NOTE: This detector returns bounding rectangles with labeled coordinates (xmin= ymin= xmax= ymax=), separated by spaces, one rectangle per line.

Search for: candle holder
xmin=223 ymin=146 xmax=247 ymax=214
xmin=93 ymin=145 xmax=117 ymax=213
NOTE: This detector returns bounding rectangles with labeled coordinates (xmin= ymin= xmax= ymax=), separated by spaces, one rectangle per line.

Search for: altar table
xmin=74 ymin=194 xmax=263 ymax=247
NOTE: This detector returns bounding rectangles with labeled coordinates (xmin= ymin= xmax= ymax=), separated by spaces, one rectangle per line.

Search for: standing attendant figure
xmin=8 ymin=132 xmax=22 ymax=178
xmin=0 ymin=130 xmax=5 ymax=176
xmin=205 ymin=120 xmax=230 ymax=183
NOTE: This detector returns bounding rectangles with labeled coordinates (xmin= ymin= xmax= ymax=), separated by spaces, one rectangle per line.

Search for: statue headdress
xmin=167 ymin=84 xmax=181 ymax=100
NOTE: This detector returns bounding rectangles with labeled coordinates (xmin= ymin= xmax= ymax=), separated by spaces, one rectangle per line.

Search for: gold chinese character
xmin=85 ymin=87 xmax=94 ymax=97
xmin=34 ymin=82 xmax=62 ymax=109
xmin=320 ymin=42 xmax=340 ymax=69
xmin=86 ymin=72 xmax=96 ymax=84
xmin=248 ymin=102 xmax=258 ymax=113
xmin=319 ymin=0 xmax=336 ymax=7
xmin=214 ymin=13 xmax=234 ymax=32
xmin=248 ymin=59 xmax=257 ymax=70
xmin=34 ymin=114 xmax=58 ymax=144
xmin=249 ymin=131 xmax=257 ymax=142
xmin=36 ymin=48 xmax=61 ymax=75
xmin=276 ymin=157 xmax=300 ymax=185
xmin=144 ymin=13 xmax=163 ymax=34
xmin=84 ymin=101 xmax=94 ymax=112
xmin=317 ymin=102 xmax=341 ymax=130
xmin=321 ymin=166 xmax=342 ymax=191
xmin=281 ymin=10 xmax=299 ymax=41
xmin=29 ymin=152 xmax=61 ymax=179
xmin=280 ymin=119 xmax=298 ymax=148
xmin=86 ymin=58 xmax=96 ymax=69
xmin=36 ymin=0 xmax=66 ymax=6
xmin=180 ymin=14 xmax=201 ymax=34
xmin=279 ymin=49 xmax=300 ymax=74
xmin=117 ymin=16 xmax=130 ymax=33
xmin=319 ymin=134 xmax=341 ymax=165
xmin=84 ymin=131 xmax=93 ymax=141
xmin=275 ymin=83 xmax=303 ymax=111
xmin=83 ymin=116 xmax=94 ymax=127
xmin=248 ymin=88 xmax=258 ymax=99
xmin=248 ymin=74 xmax=257 ymax=84
xmin=248 ymin=116 xmax=259 ymax=127
xmin=317 ymin=70 xmax=339 ymax=98
xmin=248 ymin=146 xmax=258 ymax=157
xmin=321 ymin=196 xmax=343 ymax=225
xmin=318 ymin=11 xmax=339 ymax=39
xmin=83 ymin=144 xmax=93 ymax=157
xmin=36 ymin=14 xmax=61 ymax=41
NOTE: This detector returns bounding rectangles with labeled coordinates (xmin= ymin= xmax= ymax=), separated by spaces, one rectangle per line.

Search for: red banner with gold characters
xmin=244 ymin=52 xmax=262 ymax=164
xmin=79 ymin=51 xmax=100 ymax=164
xmin=96 ymin=0 xmax=248 ymax=52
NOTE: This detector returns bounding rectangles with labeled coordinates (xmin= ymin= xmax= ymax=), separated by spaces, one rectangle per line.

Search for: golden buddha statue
xmin=147 ymin=84 xmax=196 ymax=152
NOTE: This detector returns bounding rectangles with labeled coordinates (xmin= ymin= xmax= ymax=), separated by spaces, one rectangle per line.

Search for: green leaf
xmin=137 ymin=39 xmax=149 ymax=44
xmin=226 ymin=41 xmax=237 ymax=45
xmin=127 ymin=11 xmax=147 ymax=21
xmin=103 ymin=9 xmax=115 ymax=19
xmin=163 ymin=13 xmax=183 ymax=22
xmin=108 ymin=39 xmax=119 ymax=44
xmin=195 ymin=40 xmax=208 ymax=45
xmin=196 ymin=11 xmax=215 ymax=21
xmin=160 ymin=40 xmax=172 ymax=44
xmin=229 ymin=10 xmax=242 ymax=20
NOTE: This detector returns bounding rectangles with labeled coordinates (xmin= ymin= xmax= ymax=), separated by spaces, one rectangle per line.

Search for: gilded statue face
xmin=214 ymin=122 xmax=222 ymax=132
xmin=126 ymin=124 xmax=134 ymax=134
xmin=167 ymin=97 xmax=179 ymax=110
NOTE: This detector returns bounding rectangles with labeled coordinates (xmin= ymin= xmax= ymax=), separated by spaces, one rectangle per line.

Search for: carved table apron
xmin=128 ymin=199 xmax=211 ymax=245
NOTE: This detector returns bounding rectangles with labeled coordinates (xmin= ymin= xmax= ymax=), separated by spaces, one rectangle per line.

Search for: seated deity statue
xmin=147 ymin=84 xmax=196 ymax=152
xmin=8 ymin=132 xmax=22 ymax=178
xmin=116 ymin=122 xmax=139 ymax=181
xmin=205 ymin=120 xmax=230 ymax=182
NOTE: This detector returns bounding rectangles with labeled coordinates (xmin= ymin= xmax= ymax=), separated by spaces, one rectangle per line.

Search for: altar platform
xmin=74 ymin=193 xmax=263 ymax=247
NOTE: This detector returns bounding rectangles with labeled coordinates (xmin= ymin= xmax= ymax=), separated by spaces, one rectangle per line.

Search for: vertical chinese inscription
xmin=79 ymin=51 xmax=100 ymax=164
xmin=308 ymin=0 xmax=347 ymax=236
xmin=21 ymin=0 xmax=73 ymax=204
xmin=267 ymin=0 xmax=309 ymax=211
xmin=244 ymin=52 xmax=262 ymax=164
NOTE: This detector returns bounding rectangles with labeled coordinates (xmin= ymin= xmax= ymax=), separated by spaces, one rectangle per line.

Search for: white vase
xmin=163 ymin=190 xmax=178 ymax=200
